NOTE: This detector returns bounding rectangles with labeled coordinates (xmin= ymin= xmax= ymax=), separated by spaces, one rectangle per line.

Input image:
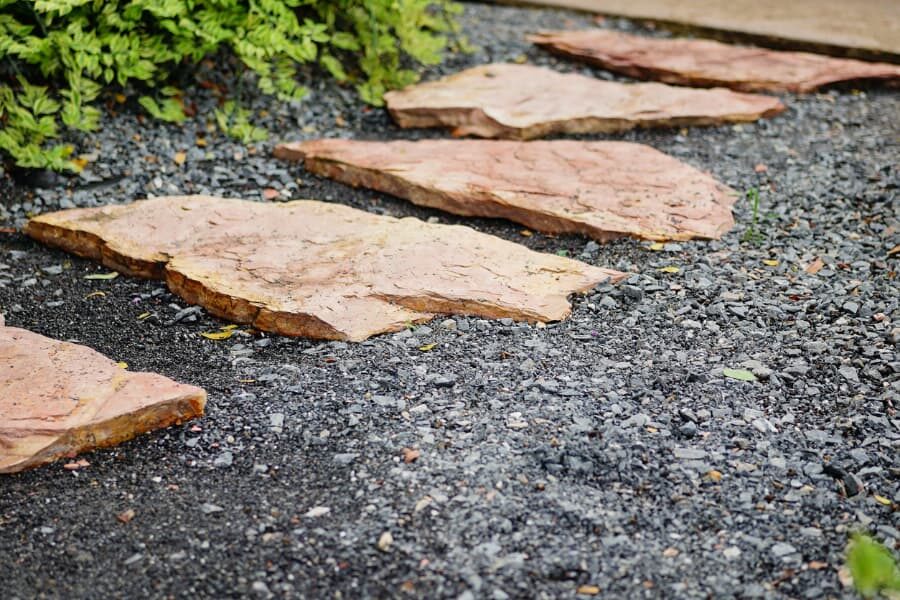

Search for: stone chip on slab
xmin=275 ymin=139 xmax=736 ymax=242
xmin=382 ymin=63 xmax=785 ymax=139
xmin=25 ymin=196 xmax=624 ymax=341
xmin=530 ymin=30 xmax=900 ymax=93
xmin=0 ymin=323 xmax=206 ymax=474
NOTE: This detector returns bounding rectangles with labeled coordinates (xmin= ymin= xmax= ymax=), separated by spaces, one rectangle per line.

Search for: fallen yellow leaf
xmin=658 ymin=266 xmax=679 ymax=274
xmin=648 ymin=242 xmax=664 ymax=251
xmin=70 ymin=157 xmax=89 ymax=172
xmin=137 ymin=312 xmax=152 ymax=320
xmin=196 ymin=137 xmax=207 ymax=148
xmin=84 ymin=291 xmax=106 ymax=299
xmin=519 ymin=230 xmax=532 ymax=237
xmin=576 ymin=585 xmax=600 ymax=596
xmin=201 ymin=330 xmax=234 ymax=340
xmin=763 ymin=259 xmax=779 ymax=267
xmin=873 ymin=494 xmax=893 ymax=506
xmin=114 ymin=93 xmax=127 ymax=104
xmin=220 ymin=324 xmax=238 ymax=331
xmin=174 ymin=151 xmax=187 ymax=166
xmin=707 ymin=469 xmax=723 ymax=482
xmin=116 ymin=362 xmax=128 ymax=369
xmin=419 ymin=343 xmax=437 ymax=352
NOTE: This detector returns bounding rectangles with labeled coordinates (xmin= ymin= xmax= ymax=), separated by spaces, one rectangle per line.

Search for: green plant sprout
xmin=742 ymin=187 xmax=765 ymax=244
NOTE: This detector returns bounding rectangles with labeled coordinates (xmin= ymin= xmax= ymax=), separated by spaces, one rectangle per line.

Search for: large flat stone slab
xmin=504 ymin=0 xmax=900 ymax=61
xmin=275 ymin=139 xmax=736 ymax=242
xmin=530 ymin=30 xmax=900 ymax=93
xmin=383 ymin=63 xmax=785 ymax=139
xmin=0 ymin=324 xmax=206 ymax=474
xmin=25 ymin=196 xmax=624 ymax=341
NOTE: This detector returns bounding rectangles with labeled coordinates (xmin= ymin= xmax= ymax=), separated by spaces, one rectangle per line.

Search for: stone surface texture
xmin=275 ymin=139 xmax=737 ymax=241
xmin=383 ymin=63 xmax=785 ymax=139
xmin=25 ymin=196 xmax=624 ymax=341
xmin=530 ymin=30 xmax=900 ymax=93
xmin=504 ymin=0 xmax=900 ymax=59
xmin=0 ymin=324 xmax=206 ymax=474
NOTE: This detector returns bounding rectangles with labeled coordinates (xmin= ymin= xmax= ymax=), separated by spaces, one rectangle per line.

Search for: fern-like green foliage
xmin=0 ymin=0 xmax=462 ymax=171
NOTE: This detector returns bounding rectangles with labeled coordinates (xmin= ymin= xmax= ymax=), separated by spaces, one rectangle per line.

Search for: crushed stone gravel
xmin=0 ymin=3 xmax=898 ymax=599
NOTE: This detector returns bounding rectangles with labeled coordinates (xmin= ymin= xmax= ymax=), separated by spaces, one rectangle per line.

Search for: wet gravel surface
xmin=1 ymin=3 xmax=899 ymax=599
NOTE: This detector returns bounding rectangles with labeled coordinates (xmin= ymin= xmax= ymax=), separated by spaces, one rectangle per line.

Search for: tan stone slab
xmin=25 ymin=196 xmax=624 ymax=341
xmin=530 ymin=30 xmax=900 ymax=93
xmin=0 ymin=324 xmax=206 ymax=474
xmin=275 ymin=139 xmax=736 ymax=242
xmin=383 ymin=63 xmax=785 ymax=139
xmin=505 ymin=0 xmax=900 ymax=60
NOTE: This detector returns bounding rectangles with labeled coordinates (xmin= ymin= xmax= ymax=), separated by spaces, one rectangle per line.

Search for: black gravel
xmin=2 ymin=3 xmax=899 ymax=599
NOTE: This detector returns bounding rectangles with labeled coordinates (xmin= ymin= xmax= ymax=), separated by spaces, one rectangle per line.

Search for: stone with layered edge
xmin=530 ymin=30 xmax=900 ymax=93
xmin=0 ymin=324 xmax=206 ymax=474
xmin=499 ymin=0 xmax=900 ymax=60
xmin=383 ymin=63 xmax=785 ymax=139
xmin=275 ymin=139 xmax=737 ymax=242
xmin=25 ymin=196 xmax=625 ymax=342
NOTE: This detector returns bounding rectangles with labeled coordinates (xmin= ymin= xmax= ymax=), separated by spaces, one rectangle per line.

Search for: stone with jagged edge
xmin=0 ymin=322 xmax=206 ymax=474
xmin=530 ymin=30 xmax=900 ymax=93
xmin=25 ymin=196 xmax=625 ymax=342
xmin=383 ymin=63 xmax=785 ymax=139
xmin=275 ymin=139 xmax=737 ymax=242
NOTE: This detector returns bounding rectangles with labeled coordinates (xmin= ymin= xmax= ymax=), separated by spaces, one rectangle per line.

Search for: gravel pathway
xmin=1 ymin=3 xmax=898 ymax=599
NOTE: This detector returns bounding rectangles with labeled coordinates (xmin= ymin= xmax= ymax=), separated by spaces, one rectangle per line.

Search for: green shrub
xmin=0 ymin=0 xmax=462 ymax=171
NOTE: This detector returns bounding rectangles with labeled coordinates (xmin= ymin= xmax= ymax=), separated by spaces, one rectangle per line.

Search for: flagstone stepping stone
xmin=507 ymin=0 xmax=900 ymax=60
xmin=0 ymin=322 xmax=206 ymax=474
xmin=530 ymin=30 xmax=900 ymax=93
xmin=275 ymin=139 xmax=736 ymax=242
xmin=383 ymin=64 xmax=785 ymax=139
xmin=25 ymin=196 xmax=624 ymax=341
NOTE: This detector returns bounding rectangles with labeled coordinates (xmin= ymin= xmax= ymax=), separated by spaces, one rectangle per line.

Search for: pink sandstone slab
xmin=25 ymin=196 xmax=624 ymax=341
xmin=501 ymin=0 xmax=900 ymax=60
xmin=275 ymin=139 xmax=737 ymax=242
xmin=0 ymin=323 xmax=206 ymax=474
xmin=383 ymin=63 xmax=785 ymax=139
xmin=529 ymin=30 xmax=900 ymax=93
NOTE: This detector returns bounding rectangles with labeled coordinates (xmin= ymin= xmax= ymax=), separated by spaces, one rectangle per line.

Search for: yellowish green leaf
xmin=201 ymin=330 xmax=234 ymax=340
xmin=723 ymin=368 xmax=757 ymax=382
